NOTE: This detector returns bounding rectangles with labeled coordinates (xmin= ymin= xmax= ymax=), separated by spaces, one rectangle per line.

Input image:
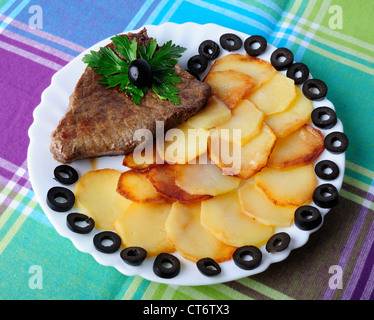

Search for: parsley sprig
xmin=82 ymin=35 xmax=186 ymax=104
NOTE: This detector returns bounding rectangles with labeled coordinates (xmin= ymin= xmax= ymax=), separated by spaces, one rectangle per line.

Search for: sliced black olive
xmin=46 ymin=186 xmax=75 ymax=212
xmin=93 ymin=231 xmax=121 ymax=254
xmin=187 ymin=55 xmax=208 ymax=74
xmin=244 ymin=35 xmax=267 ymax=56
xmin=302 ymin=78 xmax=328 ymax=100
xmin=270 ymin=47 xmax=294 ymax=71
xmin=233 ymin=245 xmax=262 ymax=270
xmin=219 ymin=33 xmax=242 ymax=52
xmin=128 ymin=58 xmax=153 ymax=88
xmin=311 ymin=106 xmax=337 ymax=129
xmin=313 ymin=183 xmax=340 ymax=208
xmin=120 ymin=247 xmax=147 ymax=266
xmin=54 ymin=165 xmax=79 ymax=185
xmin=266 ymin=232 xmax=291 ymax=253
xmin=324 ymin=131 xmax=349 ymax=153
xmin=315 ymin=160 xmax=340 ymax=180
xmin=66 ymin=212 xmax=95 ymax=234
xmin=153 ymin=253 xmax=180 ymax=279
xmin=286 ymin=62 xmax=309 ymax=85
xmin=294 ymin=205 xmax=322 ymax=231
xmin=196 ymin=258 xmax=221 ymax=276
xmin=198 ymin=40 xmax=220 ymax=60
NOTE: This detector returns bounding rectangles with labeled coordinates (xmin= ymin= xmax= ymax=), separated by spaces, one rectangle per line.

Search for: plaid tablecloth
xmin=0 ymin=0 xmax=373 ymax=300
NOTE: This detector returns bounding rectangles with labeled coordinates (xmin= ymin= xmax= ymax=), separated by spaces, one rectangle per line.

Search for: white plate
xmin=27 ymin=22 xmax=346 ymax=286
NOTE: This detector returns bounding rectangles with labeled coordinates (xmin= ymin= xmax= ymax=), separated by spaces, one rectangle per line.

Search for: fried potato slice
xmin=114 ymin=202 xmax=174 ymax=256
xmin=146 ymin=164 xmax=212 ymax=203
xmin=157 ymin=122 xmax=209 ymax=164
xmin=186 ymin=96 xmax=232 ymax=129
xmin=201 ymin=191 xmax=274 ymax=247
xmin=209 ymin=123 xmax=276 ymax=179
xmin=74 ymin=169 xmax=132 ymax=230
xmin=208 ymin=53 xmax=276 ymax=88
xmin=238 ymin=184 xmax=296 ymax=227
xmin=267 ymin=124 xmax=324 ymax=169
xmin=204 ymin=70 xmax=255 ymax=109
xmin=264 ymin=86 xmax=313 ymax=137
xmin=254 ymin=164 xmax=316 ymax=206
xmin=215 ymin=99 xmax=264 ymax=146
xmin=175 ymin=163 xmax=241 ymax=196
xmin=165 ymin=202 xmax=235 ymax=262
xmin=248 ymin=72 xmax=296 ymax=115
xmin=122 ymin=145 xmax=158 ymax=172
xmin=116 ymin=170 xmax=169 ymax=203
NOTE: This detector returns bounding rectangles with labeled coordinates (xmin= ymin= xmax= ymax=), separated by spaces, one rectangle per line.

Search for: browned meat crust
xmin=50 ymin=28 xmax=210 ymax=163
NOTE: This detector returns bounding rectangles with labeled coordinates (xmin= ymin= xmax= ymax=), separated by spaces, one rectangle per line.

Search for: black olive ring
xmin=153 ymin=253 xmax=181 ymax=279
xmin=270 ymin=47 xmax=294 ymax=71
xmin=93 ymin=231 xmax=121 ymax=254
xmin=187 ymin=54 xmax=208 ymax=74
xmin=244 ymin=35 xmax=267 ymax=56
xmin=219 ymin=33 xmax=243 ymax=52
xmin=66 ymin=212 xmax=95 ymax=234
xmin=315 ymin=160 xmax=340 ymax=180
xmin=120 ymin=247 xmax=147 ymax=266
xmin=196 ymin=258 xmax=221 ymax=276
xmin=198 ymin=40 xmax=220 ymax=60
xmin=266 ymin=232 xmax=291 ymax=253
xmin=302 ymin=78 xmax=328 ymax=100
xmin=294 ymin=205 xmax=322 ymax=231
xmin=311 ymin=106 xmax=337 ymax=129
xmin=324 ymin=131 xmax=349 ymax=153
xmin=286 ymin=62 xmax=309 ymax=85
xmin=54 ymin=165 xmax=79 ymax=185
xmin=46 ymin=186 xmax=75 ymax=212
xmin=313 ymin=183 xmax=340 ymax=208
xmin=233 ymin=245 xmax=262 ymax=270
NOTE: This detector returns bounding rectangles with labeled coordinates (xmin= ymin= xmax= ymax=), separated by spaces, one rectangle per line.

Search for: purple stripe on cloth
xmin=0 ymin=14 xmax=86 ymax=53
xmin=0 ymin=165 xmax=30 ymax=190
xmin=0 ymin=34 xmax=67 ymax=67
xmin=2 ymin=29 xmax=75 ymax=62
xmin=344 ymin=220 xmax=374 ymax=299
xmin=0 ymin=48 xmax=55 ymax=166
xmin=323 ymin=189 xmax=373 ymax=299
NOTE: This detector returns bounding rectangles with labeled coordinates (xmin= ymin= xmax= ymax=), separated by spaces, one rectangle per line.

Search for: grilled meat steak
xmin=50 ymin=28 xmax=211 ymax=163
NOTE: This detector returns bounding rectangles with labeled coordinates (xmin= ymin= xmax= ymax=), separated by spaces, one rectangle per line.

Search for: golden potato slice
xmin=165 ymin=202 xmax=235 ymax=262
xmin=208 ymin=53 xmax=276 ymax=88
xmin=114 ymin=202 xmax=174 ymax=256
xmin=215 ymin=99 xmax=264 ymax=146
xmin=122 ymin=145 xmax=159 ymax=172
xmin=157 ymin=122 xmax=209 ymax=164
xmin=116 ymin=170 xmax=168 ymax=203
xmin=248 ymin=72 xmax=296 ymax=115
xmin=146 ymin=164 xmax=212 ymax=203
xmin=174 ymin=163 xmax=241 ymax=196
xmin=267 ymin=124 xmax=324 ymax=169
xmin=204 ymin=70 xmax=255 ymax=109
xmin=264 ymin=86 xmax=313 ymax=137
xmin=238 ymin=184 xmax=296 ymax=227
xmin=254 ymin=165 xmax=317 ymax=206
xmin=209 ymin=123 xmax=276 ymax=179
xmin=201 ymin=191 xmax=274 ymax=247
xmin=74 ymin=169 xmax=132 ymax=230
xmin=186 ymin=96 xmax=231 ymax=129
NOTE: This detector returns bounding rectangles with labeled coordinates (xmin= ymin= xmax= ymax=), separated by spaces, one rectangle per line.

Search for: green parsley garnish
xmin=82 ymin=35 xmax=186 ymax=105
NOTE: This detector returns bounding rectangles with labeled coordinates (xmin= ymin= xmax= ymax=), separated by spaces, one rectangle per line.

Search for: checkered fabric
xmin=0 ymin=0 xmax=373 ymax=300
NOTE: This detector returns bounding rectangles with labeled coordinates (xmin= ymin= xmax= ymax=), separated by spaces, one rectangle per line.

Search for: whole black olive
xmin=128 ymin=58 xmax=153 ymax=88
